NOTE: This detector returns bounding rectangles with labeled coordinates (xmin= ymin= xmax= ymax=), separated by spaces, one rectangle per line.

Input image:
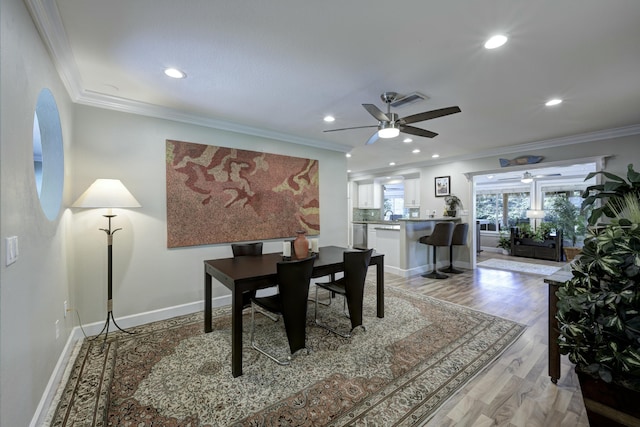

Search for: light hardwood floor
xmin=384 ymin=252 xmax=589 ymax=427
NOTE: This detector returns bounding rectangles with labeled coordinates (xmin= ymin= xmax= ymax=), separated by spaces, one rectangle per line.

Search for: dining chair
xmin=231 ymin=242 xmax=277 ymax=322
xmin=314 ymin=248 xmax=373 ymax=338
xmin=250 ymin=255 xmax=316 ymax=365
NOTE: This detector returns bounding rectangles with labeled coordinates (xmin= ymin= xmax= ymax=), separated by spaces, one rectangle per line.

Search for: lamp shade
xmin=72 ymin=179 xmax=141 ymax=208
xmin=526 ymin=209 xmax=545 ymax=219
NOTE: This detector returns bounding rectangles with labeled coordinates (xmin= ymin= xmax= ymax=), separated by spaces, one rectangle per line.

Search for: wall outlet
xmin=55 ymin=320 xmax=60 ymax=340
xmin=64 ymin=301 xmax=68 ymax=318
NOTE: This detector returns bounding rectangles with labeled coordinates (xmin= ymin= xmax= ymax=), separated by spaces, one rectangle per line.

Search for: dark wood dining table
xmin=204 ymin=245 xmax=385 ymax=377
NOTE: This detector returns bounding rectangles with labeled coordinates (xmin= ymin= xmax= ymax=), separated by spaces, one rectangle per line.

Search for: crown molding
xmin=25 ymin=0 xmax=640 ymax=163
xmin=78 ymin=90 xmax=352 ymax=153
xmin=24 ymin=0 xmax=351 ymax=154
xmin=25 ymin=0 xmax=84 ymax=101
xmin=348 ymin=123 xmax=640 ymax=179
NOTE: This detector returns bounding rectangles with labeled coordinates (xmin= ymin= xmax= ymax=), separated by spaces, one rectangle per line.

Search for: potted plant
xmin=496 ymin=230 xmax=511 ymax=255
xmin=556 ymin=192 xmax=640 ymax=425
xmin=581 ymin=163 xmax=640 ymax=226
xmin=548 ymin=197 xmax=589 ymax=261
xmin=444 ymin=195 xmax=462 ymax=217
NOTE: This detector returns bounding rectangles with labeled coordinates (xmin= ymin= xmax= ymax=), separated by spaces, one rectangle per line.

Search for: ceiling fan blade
xmin=400 ymin=125 xmax=438 ymax=138
xmin=365 ymin=132 xmax=379 ymax=145
xmin=401 ymin=106 xmax=461 ymax=125
xmin=362 ymin=104 xmax=390 ymax=122
xmin=323 ymin=125 xmax=378 ymax=132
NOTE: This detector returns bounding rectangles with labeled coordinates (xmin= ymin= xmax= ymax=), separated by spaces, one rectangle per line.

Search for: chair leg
xmin=421 ymin=246 xmax=449 ymax=279
xmin=441 ymin=245 xmax=464 ymax=274
xmin=250 ymin=304 xmax=295 ymax=365
xmin=309 ymin=283 xmax=333 ymax=306
xmin=314 ymin=287 xmax=354 ymax=338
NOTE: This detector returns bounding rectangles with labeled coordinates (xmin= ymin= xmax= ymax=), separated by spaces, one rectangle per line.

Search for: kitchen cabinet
xmin=357 ymin=183 xmax=381 ymax=208
xmin=404 ymin=178 xmax=420 ymax=207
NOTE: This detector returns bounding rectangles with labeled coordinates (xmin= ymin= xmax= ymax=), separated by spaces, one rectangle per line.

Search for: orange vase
xmin=293 ymin=230 xmax=309 ymax=259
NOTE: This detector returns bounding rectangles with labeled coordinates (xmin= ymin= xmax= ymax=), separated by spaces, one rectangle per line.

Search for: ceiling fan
xmin=324 ymin=92 xmax=461 ymax=145
xmin=499 ymin=171 xmax=562 ymax=183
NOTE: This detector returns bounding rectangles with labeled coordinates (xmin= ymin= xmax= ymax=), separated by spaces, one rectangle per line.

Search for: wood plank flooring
xmin=383 ymin=253 xmax=589 ymax=426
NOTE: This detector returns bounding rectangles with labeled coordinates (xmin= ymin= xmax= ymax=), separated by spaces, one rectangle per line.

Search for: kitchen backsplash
xmin=353 ymin=207 xmax=421 ymax=221
xmin=353 ymin=208 xmax=381 ymax=221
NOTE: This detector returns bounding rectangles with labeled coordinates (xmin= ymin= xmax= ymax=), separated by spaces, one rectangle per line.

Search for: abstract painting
xmin=166 ymin=140 xmax=319 ymax=248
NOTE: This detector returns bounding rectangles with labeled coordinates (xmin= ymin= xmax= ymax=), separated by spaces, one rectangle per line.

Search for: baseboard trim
xmin=385 ymin=262 xmax=472 ymax=277
xmin=32 ymin=294 xmax=232 ymax=426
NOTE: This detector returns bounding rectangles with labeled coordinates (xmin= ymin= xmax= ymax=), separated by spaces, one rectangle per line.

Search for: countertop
xmin=352 ymin=217 xmax=459 ymax=224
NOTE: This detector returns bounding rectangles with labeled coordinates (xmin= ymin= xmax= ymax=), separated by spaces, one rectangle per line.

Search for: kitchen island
xmin=353 ymin=217 xmax=464 ymax=276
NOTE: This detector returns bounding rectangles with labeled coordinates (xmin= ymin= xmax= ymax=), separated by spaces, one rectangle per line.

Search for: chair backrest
xmin=452 ymin=223 xmax=469 ymax=245
xmin=343 ymin=248 xmax=373 ymax=329
xmin=276 ymin=255 xmax=316 ymax=353
xmin=426 ymin=222 xmax=455 ymax=246
xmin=231 ymin=242 xmax=263 ymax=257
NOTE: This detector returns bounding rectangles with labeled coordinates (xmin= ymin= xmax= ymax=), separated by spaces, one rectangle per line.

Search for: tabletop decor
xmin=293 ymin=230 xmax=309 ymax=259
xmin=166 ymin=140 xmax=319 ymax=247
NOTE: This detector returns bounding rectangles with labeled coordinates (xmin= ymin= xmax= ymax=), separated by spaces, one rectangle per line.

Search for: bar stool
xmin=441 ymin=223 xmax=469 ymax=274
xmin=419 ymin=222 xmax=454 ymax=279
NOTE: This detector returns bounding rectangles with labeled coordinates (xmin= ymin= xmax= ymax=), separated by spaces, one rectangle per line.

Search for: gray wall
xmin=70 ymin=106 xmax=348 ymax=325
xmin=1 ymin=0 xmax=75 ymax=425
xmin=0 ymin=1 xmax=347 ymax=425
xmin=1 ymin=0 xmax=639 ymax=425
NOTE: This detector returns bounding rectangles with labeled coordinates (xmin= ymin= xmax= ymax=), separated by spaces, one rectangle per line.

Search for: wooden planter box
xmin=510 ymin=230 xmax=563 ymax=262
xmin=577 ymin=370 xmax=640 ymax=426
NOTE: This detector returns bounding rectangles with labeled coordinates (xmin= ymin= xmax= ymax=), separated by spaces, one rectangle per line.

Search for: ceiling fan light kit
xmin=324 ymin=91 xmax=461 ymax=145
xmin=378 ymin=123 xmax=400 ymax=139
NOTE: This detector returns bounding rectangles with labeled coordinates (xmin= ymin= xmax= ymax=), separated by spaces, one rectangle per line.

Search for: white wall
xmin=414 ymin=136 xmax=640 ymax=265
xmin=0 ymin=0 xmax=75 ymax=425
xmin=70 ymin=106 xmax=348 ymax=325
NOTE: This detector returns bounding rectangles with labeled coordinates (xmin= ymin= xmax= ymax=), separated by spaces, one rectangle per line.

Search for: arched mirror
xmin=33 ymin=88 xmax=64 ymax=221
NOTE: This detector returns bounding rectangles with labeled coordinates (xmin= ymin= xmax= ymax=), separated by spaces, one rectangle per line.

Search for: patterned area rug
xmin=477 ymin=258 xmax=562 ymax=276
xmin=51 ymin=286 xmax=525 ymax=427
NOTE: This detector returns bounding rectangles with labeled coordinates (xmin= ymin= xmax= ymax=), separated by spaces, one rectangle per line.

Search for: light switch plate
xmin=5 ymin=236 xmax=18 ymax=266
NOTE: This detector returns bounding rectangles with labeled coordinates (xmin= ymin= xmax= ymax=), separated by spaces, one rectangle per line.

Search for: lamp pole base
xmin=91 ymin=307 xmax=134 ymax=351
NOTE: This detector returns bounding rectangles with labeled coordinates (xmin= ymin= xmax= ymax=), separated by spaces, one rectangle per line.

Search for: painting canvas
xmin=166 ymin=140 xmax=319 ymax=248
xmin=435 ymin=176 xmax=450 ymax=197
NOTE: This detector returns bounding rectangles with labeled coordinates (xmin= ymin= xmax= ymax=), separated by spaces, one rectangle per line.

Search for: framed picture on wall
xmin=435 ymin=176 xmax=450 ymax=197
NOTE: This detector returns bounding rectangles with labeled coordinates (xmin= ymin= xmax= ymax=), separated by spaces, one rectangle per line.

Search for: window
xmin=476 ymin=188 xmax=530 ymax=231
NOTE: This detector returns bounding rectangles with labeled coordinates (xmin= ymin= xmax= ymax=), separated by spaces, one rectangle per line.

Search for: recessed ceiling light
xmin=412 ymin=149 xmax=421 ymax=154
xmin=432 ymin=154 xmax=440 ymax=158
xmin=403 ymin=138 xmax=413 ymax=143
xmin=347 ymin=169 xmax=351 ymax=173
xmin=545 ymin=98 xmax=563 ymax=106
xmin=484 ymin=34 xmax=508 ymax=49
xmin=389 ymin=162 xmax=396 ymax=166
xmin=324 ymin=115 xmax=335 ymax=122
xmin=164 ymin=68 xmax=186 ymax=79
xmin=345 ymin=153 xmax=351 ymax=158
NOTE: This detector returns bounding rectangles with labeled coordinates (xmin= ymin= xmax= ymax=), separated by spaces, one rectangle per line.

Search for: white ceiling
xmin=28 ymin=0 xmax=640 ymax=175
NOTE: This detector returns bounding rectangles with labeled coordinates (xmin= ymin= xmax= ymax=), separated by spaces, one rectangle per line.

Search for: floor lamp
xmin=526 ymin=209 xmax=545 ymax=230
xmin=72 ymin=179 xmax=141 ymax=349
